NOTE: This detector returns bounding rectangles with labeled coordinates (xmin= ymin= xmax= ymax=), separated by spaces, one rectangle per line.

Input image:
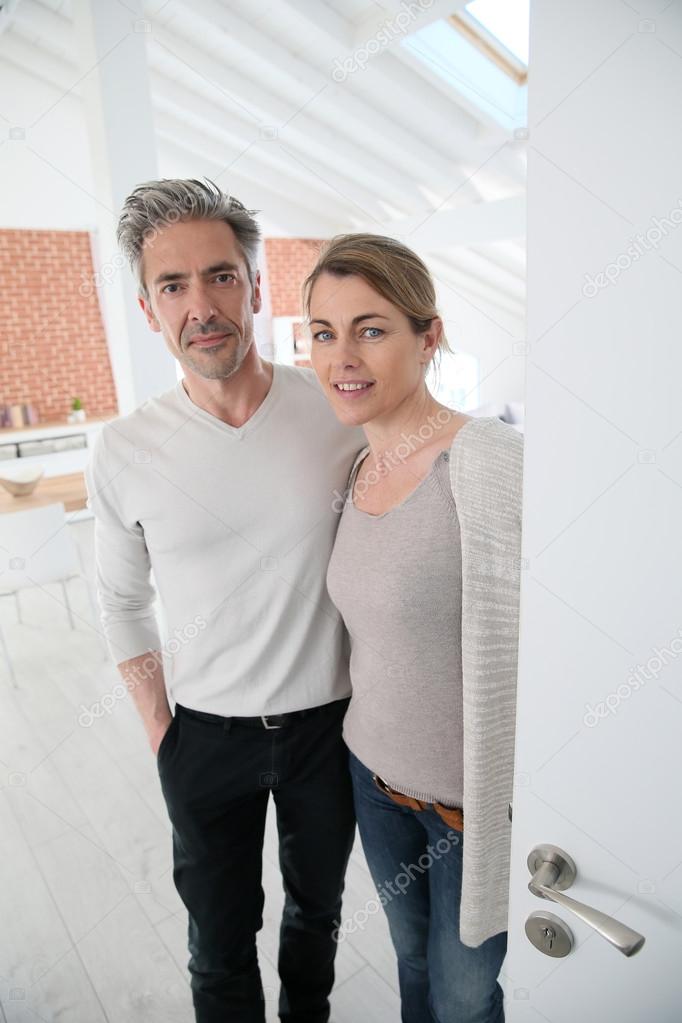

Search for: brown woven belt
xmin=373 ymin=774 xmax=464 ymax=832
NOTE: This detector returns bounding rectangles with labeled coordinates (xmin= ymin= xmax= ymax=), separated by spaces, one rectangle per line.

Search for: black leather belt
xmin=175 ymin=698 xmax=346 ymax=730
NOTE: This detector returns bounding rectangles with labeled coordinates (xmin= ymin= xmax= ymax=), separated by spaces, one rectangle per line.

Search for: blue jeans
xmin=349 ymin=750 xmax=507 ymax=1023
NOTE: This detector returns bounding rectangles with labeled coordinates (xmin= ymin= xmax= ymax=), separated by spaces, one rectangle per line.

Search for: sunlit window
xmin=401 ymin=1 xmax=528 ymax=132
xmin=465 ymin=0 xmax=530 ymax=68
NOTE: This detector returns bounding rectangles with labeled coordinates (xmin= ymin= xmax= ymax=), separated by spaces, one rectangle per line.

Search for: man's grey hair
xmin=116 ymin=178 xmax=262 ymax=298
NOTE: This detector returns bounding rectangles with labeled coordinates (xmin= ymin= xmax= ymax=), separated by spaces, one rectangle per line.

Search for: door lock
xmin=525 ymin=911 xmax=574 ymax=957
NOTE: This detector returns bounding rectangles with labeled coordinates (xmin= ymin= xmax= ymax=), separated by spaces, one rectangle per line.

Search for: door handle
xmin=527 ymin=844 xmax=645 ymax=957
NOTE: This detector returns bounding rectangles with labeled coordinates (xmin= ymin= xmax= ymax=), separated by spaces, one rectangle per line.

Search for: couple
xmin=85 ymin=178 xmax=523 ymax=1023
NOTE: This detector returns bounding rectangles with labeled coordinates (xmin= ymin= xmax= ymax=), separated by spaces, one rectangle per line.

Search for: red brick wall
xmin=0 ymin=229 xmax=118 ymax=423
xmin=264 ymin=238 xmax=323 ymax=317
xmin=0 ymin=233 xmax=326 ymax=424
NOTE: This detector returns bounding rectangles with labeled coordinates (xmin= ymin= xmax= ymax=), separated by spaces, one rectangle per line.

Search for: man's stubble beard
xmin=178 ymin=330 xmax=253 ymax=381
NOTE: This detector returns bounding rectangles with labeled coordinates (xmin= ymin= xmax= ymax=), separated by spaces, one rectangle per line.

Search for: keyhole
xmin=544 ymin=926 xmax=555 ymax=951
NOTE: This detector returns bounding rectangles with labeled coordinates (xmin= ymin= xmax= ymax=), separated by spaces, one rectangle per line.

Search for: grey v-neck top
xmin=326 ymin=447 xmax=464 ymax=807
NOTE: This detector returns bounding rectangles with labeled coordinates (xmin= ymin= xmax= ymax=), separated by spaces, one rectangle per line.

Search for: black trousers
xmin=156 ymin=696 xmax=355 ymax=1023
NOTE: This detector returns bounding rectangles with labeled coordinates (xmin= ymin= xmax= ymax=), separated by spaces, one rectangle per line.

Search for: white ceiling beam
xmin=153 ymin=106 xmax=357 ymax=225
xmin=272 ymin=0 xmax=501 ymax=174
xmin=0 ymin=28 xmax=73 ymax=93
xmin=389 ymin=195 xmax=526 ymax=251
xmin=4 ymin=8 xmax=392 ymax=225
xmin=429 ymin=254 xmax=526 ymax=320
xmin=147 ymin=26 xmax=420 ymax=214
xmin=277 ymin=0 xmax=353 ymax=47
xmin=0 ymin=0 xmax=21 ymax=36
xmin=353 ymin=0 xmax=469 ymax=46
xmin=8 ymin=0 xmax=70 ymax=58
xmin=12 ymin=0 xmax=484 ymax=198
xmin=0 ymin=23 xmax=356 ymax=234
xmin=169 ymin=0 xmax=472 ymax=190
xmin=148 ymin=9 xmax=462 ymax=193
xmin=0 ymin=18 xmax=346 ymax=240
xmin=158 ymin=137 xmax=344 ymax=239
xmin=273 ymin=0 xmax=481 ymax=159
xmin=477 ymin=239 xmax=526 ymax=278
xmin=210 ymin=0 xmax=439 ymax=184
xmin=151 ymin=76 xmax=392 ymax=224
xmin=437 ymin=246 xmax=525 ymax=303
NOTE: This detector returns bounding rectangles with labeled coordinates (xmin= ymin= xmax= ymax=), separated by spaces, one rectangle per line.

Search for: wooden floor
xmin=0 ymin=519 xmax=404 ymax=1022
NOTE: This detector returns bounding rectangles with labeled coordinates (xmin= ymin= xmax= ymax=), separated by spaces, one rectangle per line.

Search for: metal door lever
xmin=527 ymin=844 xmax=645 ymax=957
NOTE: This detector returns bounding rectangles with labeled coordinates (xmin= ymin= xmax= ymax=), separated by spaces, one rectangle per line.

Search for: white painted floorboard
xmin=0 ymin=519 xmax=401 ymax=1022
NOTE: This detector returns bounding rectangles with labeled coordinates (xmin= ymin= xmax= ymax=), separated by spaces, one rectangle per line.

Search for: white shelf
xmin=0 ymin=420 xmax=110 ymax=479
xmin=0 ymin=419 xmax=108 ymax=444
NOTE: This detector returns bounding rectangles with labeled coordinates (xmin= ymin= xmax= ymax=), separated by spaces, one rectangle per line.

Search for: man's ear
xmin=138 ymin=293 xmax=161 ymax=333
xmin=251 ymin=269 xmax=262 ymax=316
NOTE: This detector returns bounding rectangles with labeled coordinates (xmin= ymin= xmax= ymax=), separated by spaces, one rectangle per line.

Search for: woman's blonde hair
xmin=302 ymin=233 xmax=453 ymax=386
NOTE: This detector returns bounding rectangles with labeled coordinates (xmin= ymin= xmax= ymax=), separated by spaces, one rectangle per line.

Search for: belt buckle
xmin=261 ymin=715 xmax=283 ymax=730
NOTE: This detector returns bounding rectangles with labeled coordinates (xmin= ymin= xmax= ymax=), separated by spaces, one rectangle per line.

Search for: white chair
xmin=0 ymin=502 xmax=107 ymax=687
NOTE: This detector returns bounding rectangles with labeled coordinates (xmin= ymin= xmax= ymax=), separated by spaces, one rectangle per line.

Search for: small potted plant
xmin=68 ymin=397 xmax=86 ymax=424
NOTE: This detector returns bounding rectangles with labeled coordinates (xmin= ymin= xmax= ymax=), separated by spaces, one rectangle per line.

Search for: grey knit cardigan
xmin=447 ymin=415 xmax=524 ymax=947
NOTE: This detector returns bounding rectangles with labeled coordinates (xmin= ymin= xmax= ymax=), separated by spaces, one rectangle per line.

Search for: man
xmin=84 ymin=178 xmax=365 ymax=1022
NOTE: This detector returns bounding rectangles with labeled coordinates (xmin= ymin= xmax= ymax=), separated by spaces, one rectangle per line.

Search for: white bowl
xmin=0 ymin=464 xmax=45 ymax=496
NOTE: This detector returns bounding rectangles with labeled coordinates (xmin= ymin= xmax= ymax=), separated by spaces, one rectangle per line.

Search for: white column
xmin=74 ymin=0 xmax=176 ymax=414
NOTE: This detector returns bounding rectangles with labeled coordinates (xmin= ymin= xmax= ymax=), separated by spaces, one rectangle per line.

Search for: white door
xmin=505 ymin=1 xmax=682 ymax=1019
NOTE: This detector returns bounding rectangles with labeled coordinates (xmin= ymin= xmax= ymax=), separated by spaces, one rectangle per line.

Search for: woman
xmin=303 ymin=233 xmax=523 ymax=1023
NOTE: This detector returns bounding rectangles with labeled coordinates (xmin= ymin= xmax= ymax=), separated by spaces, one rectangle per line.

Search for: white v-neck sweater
xmin=84 ymin=363 xmax=366 ymax=716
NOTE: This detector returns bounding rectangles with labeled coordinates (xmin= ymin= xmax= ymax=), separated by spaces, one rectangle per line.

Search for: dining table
xmin=0 ymin=472 xmax=88 ymax=515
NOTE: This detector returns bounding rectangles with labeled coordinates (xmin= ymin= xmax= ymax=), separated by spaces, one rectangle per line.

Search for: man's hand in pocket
xmin=151 ymin=715 xmax=173 ymax=757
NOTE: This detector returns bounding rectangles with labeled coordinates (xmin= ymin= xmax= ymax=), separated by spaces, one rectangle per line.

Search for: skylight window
xmin=400 ymin=1 xmax=528 ymax=132
xmin=466 ymin=0 xmax=529 ymax=67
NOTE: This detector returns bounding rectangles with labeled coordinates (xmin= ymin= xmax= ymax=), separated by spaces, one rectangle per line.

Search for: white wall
xmin=0 ymin=62 xmax=98 ymax=230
